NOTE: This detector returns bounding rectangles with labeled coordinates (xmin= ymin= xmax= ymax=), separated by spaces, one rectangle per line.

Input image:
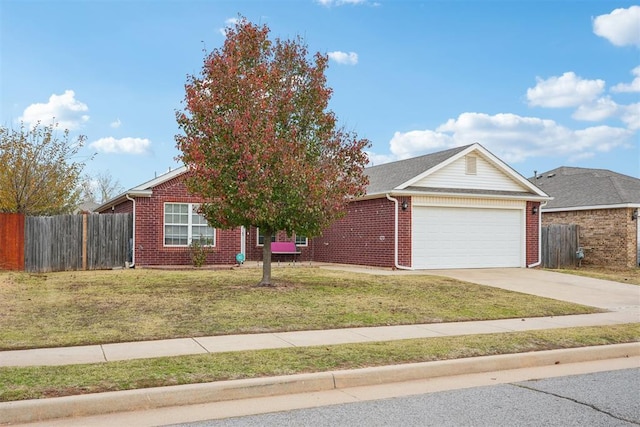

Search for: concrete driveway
xmin=321 ymin=264 xmax=639 ymax=314
xmin=427 ymin=268 xmax=640 ymax=313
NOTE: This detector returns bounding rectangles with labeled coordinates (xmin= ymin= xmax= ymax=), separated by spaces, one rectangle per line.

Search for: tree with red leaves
xmin=176 ymin=18 xmax=369 ymax=286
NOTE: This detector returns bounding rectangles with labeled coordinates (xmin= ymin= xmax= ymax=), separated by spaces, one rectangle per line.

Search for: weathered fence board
xmin=0 ymin=213 xmax=25 ymax=270
xmin=541 ymin=224 xmax=580 ymax=268
xmin=86 ymin=214 xmax=132 ymax=270
xmin=24 ymin=213 xmax=132 ymax=273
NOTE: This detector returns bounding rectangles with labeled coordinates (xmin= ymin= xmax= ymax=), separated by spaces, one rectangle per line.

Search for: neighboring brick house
xmin=96 ymin=143 xmax=550 ymax=269
xmin=530 ymin=167 xmax=640 ymax=269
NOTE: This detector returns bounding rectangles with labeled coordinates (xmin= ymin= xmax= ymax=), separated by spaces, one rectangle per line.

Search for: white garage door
xmin=413 ymin=207 xmax=523 ymax=269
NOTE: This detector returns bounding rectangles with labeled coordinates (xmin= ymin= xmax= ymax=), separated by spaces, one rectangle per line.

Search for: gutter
xmin=385 ymin=194 xmax=414 ymax=270
xmin=125 ymin=194 xmax=136 ymax=268
xmin=527 ymin=201 xmax=548 ymax=268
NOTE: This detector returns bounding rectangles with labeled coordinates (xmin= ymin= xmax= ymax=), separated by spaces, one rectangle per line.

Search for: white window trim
xmin=256 ymin=228 xmax=276 ymax=247
xmin=163 ymin=202 xmax=216 ymax=247
xmin=295 ymin=235 xmax=308 ymax=247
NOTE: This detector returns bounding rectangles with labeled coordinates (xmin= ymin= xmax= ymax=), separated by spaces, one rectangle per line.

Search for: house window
xmin=257 ymin=229 xmax=308 ymax=246
xmin=465 ymin=155 xmax=477 ymax=175
xmin=257 ymin=229 xmax=277 ymax=246
xmin=164 ymin=203 xmax=215 ymax=246
xmin=295 ymin=235 xmax=308 ymax=246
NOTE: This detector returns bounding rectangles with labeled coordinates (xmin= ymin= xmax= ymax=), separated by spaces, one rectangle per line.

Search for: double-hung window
xmin=256 ymin=228 xmax=308 ymax=247
xmin=257 ymin=229 xmax=277 ymax=246
xmin=164 ymin=203 xmax=215 ymax=246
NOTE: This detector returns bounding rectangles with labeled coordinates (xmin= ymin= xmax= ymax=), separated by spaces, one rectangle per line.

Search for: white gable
xmin=411 ymin=152 xmax=529 ymax=192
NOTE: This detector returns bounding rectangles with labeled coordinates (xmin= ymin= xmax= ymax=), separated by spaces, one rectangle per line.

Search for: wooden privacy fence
xmin=541 ymin=224 xmax=580 ymax=268
xmin=21 ymin=213 xmax=132 ymax=273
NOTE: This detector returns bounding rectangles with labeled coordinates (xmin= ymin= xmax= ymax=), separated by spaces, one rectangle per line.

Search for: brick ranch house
xmin=530 ymin=167 xmax=640 ymax=269
xmin=95 ymin=143 xmax=550 ymax=269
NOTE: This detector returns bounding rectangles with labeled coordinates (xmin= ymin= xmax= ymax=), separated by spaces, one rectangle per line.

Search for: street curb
xmin=1 ymin=343 xmax=638 ymax=425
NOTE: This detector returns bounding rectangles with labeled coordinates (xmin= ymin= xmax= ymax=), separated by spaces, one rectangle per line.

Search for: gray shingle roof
xmin=529 ymin=167 xmax=640 ymax=210
xmin=365 ymin=145 xmax=471 ymax=194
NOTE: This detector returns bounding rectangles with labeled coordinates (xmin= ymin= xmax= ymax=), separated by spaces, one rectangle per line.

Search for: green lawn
xmin=0 ymin=267 xmax=602 ymax=350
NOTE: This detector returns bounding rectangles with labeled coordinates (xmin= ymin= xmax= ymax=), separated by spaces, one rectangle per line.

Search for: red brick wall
xmin=128 ymin=176 xmax=241 ymax=266
xmin=312 ymin=197 xmax=403 ymax=268
xmin=526 ymin=201 xmax=541 ymax=267
xmin=104 ymin=174 xmax=314 ymax=266
xmin=398 ymin=197 xmax=412 ymax=267
xmin=542 ymin=207 xmax=638 ymax=268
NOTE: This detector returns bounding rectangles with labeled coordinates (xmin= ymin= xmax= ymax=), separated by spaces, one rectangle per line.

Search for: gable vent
xmin=465 ymin=155 xmax=477 ymax=175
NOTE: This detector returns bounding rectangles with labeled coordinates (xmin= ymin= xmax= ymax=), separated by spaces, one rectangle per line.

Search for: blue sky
xmin=1 ymin=0 xmax=639 ymax=197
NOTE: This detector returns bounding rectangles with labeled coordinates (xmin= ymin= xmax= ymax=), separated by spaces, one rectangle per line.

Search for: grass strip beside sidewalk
xmin=1 ymin=324 xmax=638 ymax=402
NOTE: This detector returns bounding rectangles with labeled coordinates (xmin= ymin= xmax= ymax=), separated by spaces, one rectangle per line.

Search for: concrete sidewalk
xmin=1 ymin=310 xmax=638 ymax=368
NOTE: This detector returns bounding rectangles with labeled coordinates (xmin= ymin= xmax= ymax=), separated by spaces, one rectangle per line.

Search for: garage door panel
xmin=413 ymin=207 xmax=522 ymax=269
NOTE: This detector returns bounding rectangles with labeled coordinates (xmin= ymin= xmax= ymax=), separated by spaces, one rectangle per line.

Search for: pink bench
xmin=270 ymin=242 xmax=301 ymax=254
xmin=270 ymin=241 xmax=301 ymax=264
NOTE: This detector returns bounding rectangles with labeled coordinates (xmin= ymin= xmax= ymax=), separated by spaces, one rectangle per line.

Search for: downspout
xmin=386 ymin=194 xmax=414 ymax=270
xmin=125 ymin=194 xmax=136 ymax=268
xmin=527 ymin=201 xmax=548 ymax=268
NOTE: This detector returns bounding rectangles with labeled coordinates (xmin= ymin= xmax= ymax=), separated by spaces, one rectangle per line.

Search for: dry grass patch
xmin=0 ymin=323 xmax=637 ymax=402
xmin=0 ymin=268 xmax=602 ymax=350
xmin=547 ymin=267 xmax=640 ymax=285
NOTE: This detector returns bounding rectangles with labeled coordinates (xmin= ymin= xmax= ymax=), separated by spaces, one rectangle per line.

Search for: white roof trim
xmin=396 ymin=143 xmax=549 ymax=198
xmin=362 ymin=190 xmax=551 ymax=202
xmin=131 ymin=166 xmax=188 ymax=191
xmin=543 ymin=203 xmax=640 ymax=212
xmin=95 ymin=166 xmax=188 ymax=212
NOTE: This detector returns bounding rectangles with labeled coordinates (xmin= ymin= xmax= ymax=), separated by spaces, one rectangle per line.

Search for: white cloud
xmin=20 ymin=90 xmax=89 ymax=130
xmin=365 ymin=151 xmax=398 ymax=166
xmin=219 ymin=17 xmax=239 ymax=36
xmin=572 ymin=97 xmax=619 ymax=121
xmin=317 ymin=0 xmax=366 ymax=6
xmin=110 ymin=118 xmax=122 ymax=128
xmin=90 ymin=137 xmax=151 ymax=155
xmin=526 ymin=72 xmax=605 ymax=108
xmin=593 ymin=5 xmax=640 ymax=47
xmin=611 ymin=66 xmax=640 ymax=93
xmin=388 ymin=112 xmax=634 ymax=164
xmin=621 ymin=103 xmax=640 ymax=130
xmin=389 ymin=130 xmax=453 ymax=159
xmin=328 ymin=51 xmax=359 ymax=65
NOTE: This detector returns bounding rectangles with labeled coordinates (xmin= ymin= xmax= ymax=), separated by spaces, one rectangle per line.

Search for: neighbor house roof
xmin=528 ymin=167 xmax=640 ymax=211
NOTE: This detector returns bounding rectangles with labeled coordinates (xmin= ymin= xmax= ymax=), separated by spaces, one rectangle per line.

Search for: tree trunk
xmin=258 ymin=231 xmax=273 ymax=286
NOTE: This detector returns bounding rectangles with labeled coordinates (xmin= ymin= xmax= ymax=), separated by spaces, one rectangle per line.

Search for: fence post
xmin=82 ymin=213 xmax=88 ymax=271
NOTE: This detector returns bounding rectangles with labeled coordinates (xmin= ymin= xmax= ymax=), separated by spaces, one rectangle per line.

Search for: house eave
xmin=95 ymin=190 xmax=153 ymax=212
xmin=362 ymin=189 xmax=552 ymax=202
xmin=542 ymin=203 xmax=640 ymax=213
xmin=396 ymin=143 xmax=550 ymax=199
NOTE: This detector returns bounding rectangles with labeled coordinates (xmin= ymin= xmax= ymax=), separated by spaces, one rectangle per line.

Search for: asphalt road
xmin=171 ymin=368 xmax=640 ymax=427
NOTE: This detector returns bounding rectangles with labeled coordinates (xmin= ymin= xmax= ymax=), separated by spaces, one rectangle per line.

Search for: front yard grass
xmin=1 ymin=323 xmax=638 ymax=402
xmin=545 ymin=267 xmax=640 ymax=285
xmin=0 ymin=268 xmax=603 ymax=350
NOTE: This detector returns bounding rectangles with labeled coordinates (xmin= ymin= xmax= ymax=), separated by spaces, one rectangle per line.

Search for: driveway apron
xmin=426 ymin=268 xmax=640 ymax=312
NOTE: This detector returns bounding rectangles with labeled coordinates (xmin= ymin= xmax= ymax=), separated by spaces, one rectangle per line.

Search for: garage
xmin=413 ymin=206 xmax=523 ymax=269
